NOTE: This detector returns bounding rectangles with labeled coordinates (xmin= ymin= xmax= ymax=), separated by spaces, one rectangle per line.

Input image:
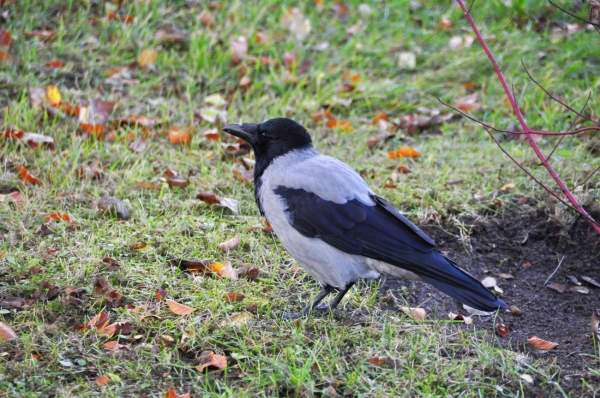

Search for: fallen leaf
xmin=135 ymin=181 xmax=163 ymax=190
xmin=567 ymin=275 xmax=581 ymax=285
xmin=237 ymin=267 xmax=260 ymax=280
xmin=581 ymin=276 xmax=600 ymax=289
xmin=96 ymin=375 xmax=110 ymax=386
xmin=155 ymin=288 xmax=168 ymax=302
xmin=129 ymin=242 xmax=147 ymax=250
xmin=98 ymin=194 xmax=129 ymax=220
xmin=19 ymin=132 xmax=56 ymax=150
xmin=44 ymin=60 xmax=66 ymax=68
xmin=481 ymin=277 xmax=497 ymax=288
xmin=204 ymin=128 xmax=220 ymax=141
xmin=167 ymin=128 xmax=191 ymax=145
xmin=219 ymin=235 xmax=239 ymax=252
xmin=78 ymin=99 xmax=117 ymax=138
xmin=140 ymin=314 xmax=165 ymax=322
xmin=438 ymin=17 xmax=452 ymax=30
xmin=509 ymin=305 xmax=522 ymax=315
xmin=570 ymin=286 xmax=589 ymax=294
xmin=496 ymin=323 xmax=510 ymax=337
xmin=224 ymin=292 xmax=245 ymax=302
xmin=138 ymin=49 xmax=157 ymax=68
xmin=500 ymin=183 xmax=515 ymax=193
xmin=0 ymin=50 xmax=13 ymax=65
xmin=45 ymin=85 xmax=61 ymax=105
xmin=396 ymin=165 xmax=411 ymax=174
xmin=326 ymin=119 xmax=352 ymax=132
xmin=166 ymin=299 xmax=195 ymax=315
xmin=0 ymin=191 xmax=24 ymax=206
xmin=453 ymin=93 xmax=481 ymax=112
xmin=197 ymin=351 xmax=227 ymax=372
xmin=0 ymin=322 xmax=18 ymax=343
xmin=18 ymin=167 xmax=43 ymax=184
xmin=87 ymin=311 xmax=110 ymax=330
xmin=400 ymin=306 xmax=426 ymax=321
xmin=196 ymin=191 xmax=239 ymax=214
xmin=231 ymin=35 xmax=247 ymax=64
xmin=23 ymin=30 xmax=55 ymax=42
xmin=448 ymin=312 xmax=472 ymax=325
xmin=115 ymin=115 xmax=156 ymax=128
xmin=128 ymin=138 xmax=147 ymax=153
xmin=101 ymin=321 xmax=133 ymax=336
xmin=388 ymin=147 xmax=420 ymax=159
xmin=225 ymin=312 xmax=254 ymax=326
xmin=366 ymin=356 xmax=402 ymax=367
xmin=198 ymin=10 xmax=215 ymax=27
xmin=528 ymin=336 xmax=558 ymax=350
xmin=164 ymin=390 xmax=191 ymax=398
xmin=0 ymin=29 xmax=11 ymax=47
xmin=547 ymin=283 xmax=565 ymax=293
xmin=208 ymin=261 xmax=238 ymax=280
xmin=164 ymin=169 xmax=189 ymax=187
xmin=498 ymin=273 xmax=514 ymax=280
xmin=103 ymin=341 xmax=132 ymax=350
xmin=171 ymin=258 xmax=213 ymax=274
xmin=448 ymin=34 xmax=474 ymax=50
xmin=154 ymin=28 xmax=188 ymax=43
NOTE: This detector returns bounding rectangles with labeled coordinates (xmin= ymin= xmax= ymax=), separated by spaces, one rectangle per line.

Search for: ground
xmin=1 ymin=0 xmax=600 ymax=397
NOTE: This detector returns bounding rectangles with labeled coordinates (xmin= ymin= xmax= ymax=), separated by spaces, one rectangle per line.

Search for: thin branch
xmin=546 ymin=93 xmax=591 ymax=162
xmin=483 ymin=127 xmax=596 ymax=224
xmin=522 ymin=60 xmax=593 ymax=122
xmin=590 ymin=5 xmax=600 ymax=34
xmin=438 ymin=99 xmax=600 ymax=136
xmin=468 ymin=0 xmax=476 ymax=14
xmin=572 ymin=165 xmax=600 ymax=190
xmin=548 ymin=0 xmax=600 ymax=27
xmin=455 ymin=0 xmax=600 ymax=235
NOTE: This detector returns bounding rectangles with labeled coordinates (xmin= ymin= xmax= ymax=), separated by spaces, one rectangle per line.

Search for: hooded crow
xmin=223 ymin=118 xmax=507 ymax=317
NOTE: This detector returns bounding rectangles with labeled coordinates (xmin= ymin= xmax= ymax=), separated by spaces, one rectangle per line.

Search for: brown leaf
xmin=96 ymin=375 xmax=110 ymax=386
xmin=500 ymin=183 xmax=515 ymax=193
xmin=232 ymin=168 xmax=254 ymax=183
xmin=496 ymin=323 xmax=510 ymax=337
xmin=209 ymin=261 xmax=238 ymax=280
xmin=78 ymin=99 xmax=117 ymax=138
xmin=0 ymin=29 xmax=11 ymax=47
xmin=101 ymin=321 xmax=133 ymax=336
xmin=171 ymin=258 xmax=213 ymax=274
xmin=204 ymin=128 xmax=220 ymax=141
xmin=0 ymin=50 xmax=13 ymax=65
xmin=231 ymin=35 xmax=248 ymax=64
xmin=166 ymin=299 xmax=195 ymax=315
xmin=0 ymin=322 xmax=18 ymax=343
xmin=366 ymin=356 xmax=401 ymax=367
xmin=128 ymin=138 xmax=147 ymax=153
xmin=509 ymin=305 xmax=522 ymax=315
xmin=167 ymin=129 xmax=191 ymax=145
xmin=103 ymin=341 xmax=132 ymax=350
xmin=23 ymin=30 xmax=56 ymax=42
xmin=498 ymin=273 xmax=514 ymax=280
xmin=224 ymin=292 xmax=245 ymax=302
xmin=164 ymin=390 xmax=191 ymax=398
xmin=237 ymin=267 xmax=260 ymax=280
xmin=18 ymin=167 xmax=43 ymax=184
xmin=0 ymin=191 xmax=24 ymax=206
xmin=115 ymin=115 xmax=156 ymax=128
xmin=135 ymin=181 xmax=163 ymax=190
xmin=400 ymin=306 xmax=426 ymax=320
xmin=453 ymin=93 xmax=481 ymax=112
xmin=196 ymin=351 xmax=227 ymax=372
xmin=547 ymin=283 xmax=565 ymax=293
xmin=138 ymin=49 xmax=158 ymax=68
xmin=98 ymin=194 xmax=129 ymax=220
xmin=87 ymin=311 xmax=110 ymax=330
xmin=155 ymin=288 xmax=168 ymax=302
xmin=196 ymin=191 xmax=239 ymax=214
xmin=154 ymin=29 xmax=188 ymax=43
xmin=448 ymin=312 xmax=472 ymax=325
xmin=570 ymin=286 xmax=589 ymax=294
xmin=129 ymin=242 xmax=147 ymax=250
xmin=140 ymin=314 xmax=165 ymax=322
xmin=218 ymin=235 xmax=239 ymax=252
xmin=44 ymin=60 xmax=66 ymax=68
xmin=528 ymin=336 xmax=558 ymax=350
xmin=198 ymin=10 xmax=215 ymax=27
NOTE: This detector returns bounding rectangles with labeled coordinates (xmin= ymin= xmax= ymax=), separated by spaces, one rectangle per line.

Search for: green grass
xmin=1 ymin=0 xmax=599 ymax=396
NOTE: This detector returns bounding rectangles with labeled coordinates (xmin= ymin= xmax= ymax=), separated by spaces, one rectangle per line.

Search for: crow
xmin=224 ymin=118 xmax=506 ymax=317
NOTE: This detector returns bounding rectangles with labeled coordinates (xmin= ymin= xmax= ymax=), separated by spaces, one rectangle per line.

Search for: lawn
xmin=1 ymin=0 xmax=599 ymax=396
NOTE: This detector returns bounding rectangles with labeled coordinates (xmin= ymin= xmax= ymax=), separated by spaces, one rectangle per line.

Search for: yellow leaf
xmin=138 ymin=49 xmax=158 ymax=67
xmin=46 ymin=85 xmax=61 ymax=105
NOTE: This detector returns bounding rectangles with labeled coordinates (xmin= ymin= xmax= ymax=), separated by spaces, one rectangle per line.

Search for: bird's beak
xmin=223 ymin=123 xmax=259 ymax=145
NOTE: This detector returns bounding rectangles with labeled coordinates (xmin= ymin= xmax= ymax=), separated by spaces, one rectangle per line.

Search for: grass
xmin=1 ymin=0 xmax=599 ymax=396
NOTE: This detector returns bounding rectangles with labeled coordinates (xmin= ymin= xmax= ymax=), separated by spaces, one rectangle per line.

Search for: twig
xmin=521 ymin=60 xmax=593 ymax=122
xmin=546 ymin=93 xmax=591 ymax=162
xmin=454 ymin=0 xmax=600 ymax=235
xmin=548 ymin=0 xmax=600 ymax=28
xmin=544 ymin=256 xmax=565 ymax=285
xmin=572 ymin=165 xmax=600 ymax=190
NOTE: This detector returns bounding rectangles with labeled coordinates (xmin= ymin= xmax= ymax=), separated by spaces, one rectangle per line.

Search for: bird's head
xmin=223 ymin=118 xmax=312 ymax=161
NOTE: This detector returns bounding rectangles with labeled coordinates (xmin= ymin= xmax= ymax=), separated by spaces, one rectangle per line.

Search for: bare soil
xmin=380 ymin=206 xmax=600 ymax=397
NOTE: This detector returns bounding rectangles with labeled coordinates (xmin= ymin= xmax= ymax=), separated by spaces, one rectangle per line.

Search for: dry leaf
xmin=96 ymin=375 xmax=110 ymax=386
xmin=45 ymin=60 xmax=66 ymax=68
xmin=164 ymin=390 xmax=191 ymax=398
xmin=581 ymin=276 xmax=600 ymax=289
xmin=23 ymin=30 xmax=56 ymax=42
xmin=196 ymin=351 xmax=227 ymax=372
xmin=547 ymin=283 xmax=565 ymax=293
xmin=481 ymin=277 xmax=497 ymax=288
xmin=164 ymin=169 xmax=189 ymax=187
xmin=509 ymin=305 xmax=522 ymax=315
xmin=196 ymin=191 xmax=239 ymax=214
xmin=498 ymin=273 xmax=514 ymax=280
xmin=171 ymin=258 xmax=213 ymax=274
xmin=448 ymin=34 xmax=474 ymax=50
xmin=400 ymin=306 xmax=426 ymax=320
xmin=155 ymin=288 xmax=168 ymax=302
xmin=225 ymin=312 xmax=254 ymax=326
xmin=448 ymin=312 xmax=472 ymax=325
xmin=0 ymin=191 xmax=24 ymax=206
xmin=135 ymin=181 xmax=163 ymax=190
xmin=570 ymin=286 xmax=589 ymax=294
xmin=129 ymin=242 xmax=147 ymax=250
xmin=0 ymin=321 xmax=18 ymax=343
xmin=18 ymin=167 xmax=43 ymax=184
xmin=87 ymin=311 xmax=110 ymax=330
xmin=98 ymin=194 xmax=129 ymax=220
xmin=219 ymin=235 xmax=239 ymax=252
xmin=387 ymin=147 xmax=420 ymax=159
xmin=166 ymin=299 xmax=195 ymax=315
xmin=0 ymin=50 xmax=13 ymax=65
xmin=496 ymin=323 xmax=510 ymax=337
xmin=208 ymin=261 xmax=238 ymax=280
xmin=500 ymin=183 xmax=515 ymax=193
xmin=224 ymin=292 xmax=245 ymax=302
xmin=128 ymin=138 xmax=147 ymax=153
xmin=78 ymin=99 xmax=117 ymax=138
xmin=115 ymin=115 xmax=156 ymax=128
xmin=138 ymin=49 xmax=158 ymax=68
xmin=453 ymin=93 xmax=481 ymax=112
xmin=167 ymin=129 xmax=191 ymax=145
xmin=0 ymin=29 xmax=11 ymax=47
xmin=528 ymin=336 xmax=558 ymax=350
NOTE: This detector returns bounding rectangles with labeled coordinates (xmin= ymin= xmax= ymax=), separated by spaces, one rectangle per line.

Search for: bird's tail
xmin=410 ymin=251 xmax=506 ymax=312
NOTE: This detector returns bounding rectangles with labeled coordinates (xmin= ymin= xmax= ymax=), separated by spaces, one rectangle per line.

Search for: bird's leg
xmin=282 ymin=285 xmax=335 ymax=319
xmin=314 ymin=282 xmax=355 ymax=312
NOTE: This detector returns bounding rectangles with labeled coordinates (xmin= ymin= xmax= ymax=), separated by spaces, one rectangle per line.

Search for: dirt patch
xmin=378 ymin=207 xmax=600 ymax=395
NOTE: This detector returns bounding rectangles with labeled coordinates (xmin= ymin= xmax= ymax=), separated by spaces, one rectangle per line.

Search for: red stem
xmin=455 ymin=0 xmax=600 ymax=235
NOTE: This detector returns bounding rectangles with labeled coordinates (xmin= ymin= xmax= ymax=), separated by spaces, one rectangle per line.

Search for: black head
xmin=223 ymin=118 xmax=312 ymax=162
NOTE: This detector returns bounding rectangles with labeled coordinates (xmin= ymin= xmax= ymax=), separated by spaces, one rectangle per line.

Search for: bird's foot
xmin=314 ymin=304 xmax=331 ymax=312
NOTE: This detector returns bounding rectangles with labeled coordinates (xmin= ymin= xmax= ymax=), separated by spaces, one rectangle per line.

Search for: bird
xmin=223 ymin=118 xmax=507 ymax=317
